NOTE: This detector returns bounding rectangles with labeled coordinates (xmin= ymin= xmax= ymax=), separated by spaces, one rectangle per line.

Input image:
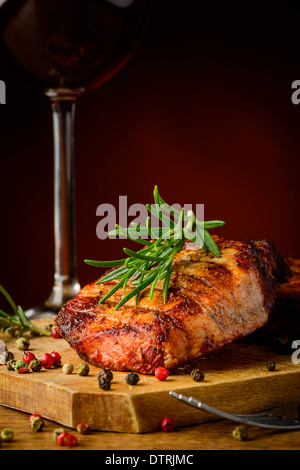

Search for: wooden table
xmin=1 ymin=403 xmax=300 ymax=451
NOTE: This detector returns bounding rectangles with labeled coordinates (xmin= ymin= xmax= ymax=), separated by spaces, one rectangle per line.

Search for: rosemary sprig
xmin=0 ymin=286 xmax=51 ymax=337
xmin=85 ymin=186 xmax=226 ymax=310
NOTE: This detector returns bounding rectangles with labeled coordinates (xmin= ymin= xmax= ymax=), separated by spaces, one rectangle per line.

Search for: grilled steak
xmin=54 ymin=237 xmax=291 ymax=374
xmin=247 ymin=256 xmax=300 ymax=343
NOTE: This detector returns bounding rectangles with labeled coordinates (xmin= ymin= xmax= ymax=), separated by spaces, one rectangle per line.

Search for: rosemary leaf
xmin=114 ymin=272 xmax=158 ymax=310
xmin=163 ymin=262 xmax=173 ymax=303
xmin=204 ymin=230 xmax=220 ymax=257
xmin=0 ymin=286 xmax=50 ymax=337
xmin=98 ymin=278 xmax=126 ymax=305
xmin=85 ymin=186 xmax=225 ymax=310
xmin=123 ymin=248 xmax=168 ymax=263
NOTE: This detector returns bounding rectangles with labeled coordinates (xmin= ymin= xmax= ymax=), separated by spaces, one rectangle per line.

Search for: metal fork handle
xmin=169 ymin=391 xmax=250 ymax=422
xmin=169 ymin=391 xmax=300 ymax=430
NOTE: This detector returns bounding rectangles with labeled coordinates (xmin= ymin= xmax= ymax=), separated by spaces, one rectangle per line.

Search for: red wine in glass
xmin=0 ymin=0 xmax=151 ymax=318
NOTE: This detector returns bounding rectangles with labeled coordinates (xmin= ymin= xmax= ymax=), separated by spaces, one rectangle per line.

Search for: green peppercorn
xmin=98 ymin=377 xmax=111 ymax=391
xmin=76 ymin=363 xmax=90 ymax=376
xmin=53 ymin=427 xmax=66 ymax=442
xmin=191 ymin=369 xmax=205 ymax=382
xmin=14 ymin=360 xmax=28 ymax=371
xmin=125 ymin=372 xmax=140 ymax=385
xmin=29 ymin=359 xmax=43 ymax=372
xmin=6 ymin=360 xmax=16 ymax=371
xmin=97 ymin=368 xmax=113 ymax=382
xmin=266 ymin=361 xmax=276 ymax=372
xmin=0 ymin=350 xmax=14 ymax=365
xmin=232 ymin=425 xmax=249 ymax=441
xmin=0 ymin=428 xmax=14 ymax=442
xmin=15 ymin=337 xmax=30 ymax=351
xmin=30 ymin=416 xmax=44 ymax=432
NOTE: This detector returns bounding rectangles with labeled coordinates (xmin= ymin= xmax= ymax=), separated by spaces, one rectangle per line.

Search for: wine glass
xmin=0 ymin=0 xmax=151 ymax=318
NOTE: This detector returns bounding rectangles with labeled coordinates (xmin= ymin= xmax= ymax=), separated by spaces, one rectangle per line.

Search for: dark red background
xmin=1 ymin=1 xmax=300 ymax=310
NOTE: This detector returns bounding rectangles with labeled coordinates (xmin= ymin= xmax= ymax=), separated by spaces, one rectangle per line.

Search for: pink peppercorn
xmin=23 ymin=351 xmax=36 ymax=364
xmin=57 ymin=432 xmax=77 ymax=447
xmin=40 ymin=353 xmax=54 ymax=369
xmin=154 ymin=367 xmax=169 ymax=381
xmin=51 ymin=328 xmax=61 ymax=339
xmin=161 ymin=417 xmax=175 ymax=432
xmin=50 ymin=351 xmax=61 ymax=367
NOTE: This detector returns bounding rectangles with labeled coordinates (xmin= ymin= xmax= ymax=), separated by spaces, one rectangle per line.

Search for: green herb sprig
xmin=85 ymin=186 xmax=225 ymax=310
xmin=0 ymin=286 xmax=51 ymax=337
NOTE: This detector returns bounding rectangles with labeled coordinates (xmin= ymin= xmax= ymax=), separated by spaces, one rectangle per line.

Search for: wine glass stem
xmin=44 ymin=88 xmax=83 ymax=309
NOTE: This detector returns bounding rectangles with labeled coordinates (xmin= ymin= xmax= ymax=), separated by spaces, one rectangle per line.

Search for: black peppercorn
xmin=125 ymin=372 xmax=140 ymax=385
xmin=98 ymin=368 xmax=113 ymax=382
xmin=191 ymin=369 xmax=205 ymax=382
xmin=98 ymin=377 xmax=111 ymax=391
xmin=266 ymin=361 xmax=276 ymax=372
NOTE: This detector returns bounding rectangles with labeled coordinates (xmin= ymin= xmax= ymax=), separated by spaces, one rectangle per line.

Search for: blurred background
xmin=0 ymin=0 xmax=300 ymax=310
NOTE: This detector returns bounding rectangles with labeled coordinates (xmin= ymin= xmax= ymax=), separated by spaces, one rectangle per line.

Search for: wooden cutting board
xmin=1 ymin=321 xmax=300 ymax=433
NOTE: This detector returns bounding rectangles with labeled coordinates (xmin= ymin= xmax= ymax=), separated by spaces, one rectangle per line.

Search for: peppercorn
xmin=76 ymin=423 xmax=90 ymax=435
xmin=266 ymin=361 xmax=276 ymax=372
xmin=191 ymin=369 xmax=205 ymax=383
xmin=14 ymin=360 xmax=28 ymax=371
xmin=62 ymin=363 xmax=74 ymax=375
xmin=29 ymin=414 xmax=43 ymax=423
xmin=40 ymin=353 xmax=54 ymax=369
xmin=98 ymin=377 xmax=111 ymax=391
xmin=30 ymin=416 xmax=44 ymax=432
xmin=50 ymin=351 xmax=61 ymax=367
xmin=57 ymin=432 xmax=77 ymax=447
xmin=51 ymin=327 xmax=61 ymax=339
xmin=53 ymin=427 xmax=66 ymax=442
xmin=0 ymin=428 xmax=14 ymax=442
xmin=98 ymin=368 xmax=113 ymax=382
xmin=0 ymin=350 xmax=14 ymax=365
xmin=57 ymin=432 xmax=67 ymax=446
xmin=23 ymin=351 xmax=36 ymax=364
xmin=76 ymin=363 xmax=89 ymax=376
xmin=15 ymin=337 xmax=30 ymax=351
xmin=5 ymin=327 xmax=17 ymax=337
xmin=161 ymin=417 xmax=175 ymax=432
xmin=29 ymin=359 xmax=43 ymax=372
xmin=125 ymin=372 xmax=140 ymax=385
xmin=63 ymin=433 xmax=77 ymax=447
xmin=232 ymin=425 xmax=249 ymax=441
xmin=17 ymin=367 xmax=30 ymax=374
xmin=154 ymin=367 xmax=169 ymax=381
xmin=6 ymin=360 xmax=16 ymax=371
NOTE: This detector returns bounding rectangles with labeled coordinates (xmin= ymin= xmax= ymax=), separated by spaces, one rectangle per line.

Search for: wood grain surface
xmin=1 ymin=320 xmax=300 ymax=434
xmin=1 ymin=404 xmax=300 ymax=450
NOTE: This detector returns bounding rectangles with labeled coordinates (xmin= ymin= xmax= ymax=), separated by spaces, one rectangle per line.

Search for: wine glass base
xmin=25 ymin=304 xmax=60 ymax=320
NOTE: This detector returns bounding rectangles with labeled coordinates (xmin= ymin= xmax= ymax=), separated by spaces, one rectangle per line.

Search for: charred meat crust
xmin=55 ymin=238 xmax=291 ymax=374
